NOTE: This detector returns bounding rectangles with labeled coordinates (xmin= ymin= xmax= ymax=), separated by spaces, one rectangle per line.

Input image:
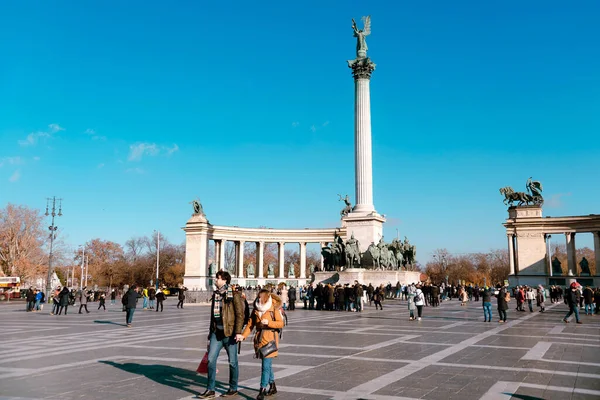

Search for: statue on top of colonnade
xmin=190 ymin=198 xmax=205 ymax=215
xmin=499 ymin=177 xmax=544 ymax=207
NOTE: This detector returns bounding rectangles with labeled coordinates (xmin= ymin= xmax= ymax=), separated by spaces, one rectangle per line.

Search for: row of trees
xmin=424 ymin=249 xmax=510 ymax=286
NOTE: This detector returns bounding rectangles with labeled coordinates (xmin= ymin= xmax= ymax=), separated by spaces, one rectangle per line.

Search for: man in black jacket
xmin=563 ymin=282 xmax=582 ymax=324
xmin=123 ymin=285 xmax=140 ymax=327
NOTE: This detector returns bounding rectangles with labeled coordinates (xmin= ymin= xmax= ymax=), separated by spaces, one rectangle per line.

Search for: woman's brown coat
xmin=242 ymin=293 xmax=284 ymax=358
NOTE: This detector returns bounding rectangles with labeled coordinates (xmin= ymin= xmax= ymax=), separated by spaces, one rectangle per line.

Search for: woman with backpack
xmin=241 ymin=289 xmax=284 ymax=400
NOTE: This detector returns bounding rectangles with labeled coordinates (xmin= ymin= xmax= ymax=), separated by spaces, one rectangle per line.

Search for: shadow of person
xmin=99 ymin=361 xmax=256 ymax=398
xmin=93 ymin=320 xmax=126 ymax=326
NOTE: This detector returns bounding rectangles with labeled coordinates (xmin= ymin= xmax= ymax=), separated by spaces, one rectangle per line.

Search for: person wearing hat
xmin=564 ymin=282 xmax=582 ymax=324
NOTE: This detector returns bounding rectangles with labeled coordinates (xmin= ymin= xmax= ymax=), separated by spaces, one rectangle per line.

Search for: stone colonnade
xmin=212 ymin=239 xmax=316 ymax=279
xmin=183 ymin=213 xmax=345 ymax=290
xmin=504 ymin=206 xmax=600 ymax=285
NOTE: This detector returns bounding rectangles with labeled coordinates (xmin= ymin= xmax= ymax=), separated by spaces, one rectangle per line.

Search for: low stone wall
xmin=313 ymin=269 xmax=422 ymax=287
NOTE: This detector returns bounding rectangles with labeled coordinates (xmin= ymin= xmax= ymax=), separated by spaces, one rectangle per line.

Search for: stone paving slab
xmin=2 ymin=298 xmax=600 ymax=399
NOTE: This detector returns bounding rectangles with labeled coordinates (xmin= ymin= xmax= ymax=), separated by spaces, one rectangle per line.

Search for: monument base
xmin=314 ymin=269 xmax=422 ymax=287
xmin=342 ymin=212 xmax=386 ymax=253
xmin=508 ymin=274 xmax=600 ymax=288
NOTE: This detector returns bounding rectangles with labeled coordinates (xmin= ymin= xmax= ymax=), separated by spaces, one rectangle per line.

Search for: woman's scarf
xmin=254 ymin=295 xmax=272 ymax=319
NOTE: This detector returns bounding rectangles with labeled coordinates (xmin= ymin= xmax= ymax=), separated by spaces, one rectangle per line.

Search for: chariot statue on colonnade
xmin=499 ymin=177 xmax=544 ymax=207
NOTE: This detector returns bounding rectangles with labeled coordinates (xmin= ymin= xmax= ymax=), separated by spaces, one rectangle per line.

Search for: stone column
xmin=214 ymin=240 xmax=221 ymax=269
xmin=348 ymin=57 xmax=377 ymax=214
xmin=319 ymin=242 xmax=325 ymax=271
xmin=278 ymin=242 xmax=285 ymax=279
xmin=507 ymin=234 xmax=515 ymax=275
xmin=565 ymin=232 xmax=576 ymax=276
xmin=299 ymin=242 xmax=307 ymax=279
xmin=237 ymin=241 xmax=245 ymax=278
xmin=257 ymin=241 xmax=264 ymax=279
xmin=218 ymin=239 xmax=226 ymax=272
xmin=594 ymin=232 xmax=600 ymax=276
xmin=545 ymin=234 xmax=552 ymax=277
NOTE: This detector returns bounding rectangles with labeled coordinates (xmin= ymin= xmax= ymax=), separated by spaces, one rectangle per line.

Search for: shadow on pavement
xmin=93 ymin=320 xmax=126 ymax=326
xmin=99 ymin=361 xmax=255 ymax=399
xmin=504 ymin=393 xmax=543 ymax=400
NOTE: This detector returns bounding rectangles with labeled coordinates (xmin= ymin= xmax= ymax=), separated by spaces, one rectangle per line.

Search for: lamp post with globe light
xmin=45 ymin=197 xmax=62 ymax=300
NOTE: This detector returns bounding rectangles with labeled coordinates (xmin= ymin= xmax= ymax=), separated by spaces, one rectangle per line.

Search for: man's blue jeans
xmin=585 ymin=304 xmax=594 ymax=314
xmin=126 ymin=308 xmax=135 ymax=324
xmin=483 ymin=302 xmax=492 ymax=321
xmin=564 ymin=305 xmax=580 ymax=322
xmin=148 ymin=299 xmax=155 ymax=309
xmin=142 ymin=297 xmax=148 ymax=308
xmin=207 ymin=332 xmax=238 ymax=392
xmin=260 ymin=357 xmax=274 ymax=389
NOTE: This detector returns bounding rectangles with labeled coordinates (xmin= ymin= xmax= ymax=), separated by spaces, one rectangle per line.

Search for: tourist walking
xmin=414 ymin=284 xmax=424 ymax=320
xmin=563 ymin=282 xmax=582 ymax=324
xmin=482 ymin=286 xmax=493 ymax=322
xmin=50 ymin=286 xmax=61 ymax=315
xmin=78 ymin=287 xmax=90 ymax=314
xmin=373 ymin=286 xmax=383 ymax=310
xmin=98 ymin=293 xmax=106 ymax=311
xmin=497 ymin=285 xmax=509 ymax=323
xmin=57 ymin=286 xmax=70 ymax=315
xmin=123 ymin=285 xmax=140 ymax=327
xmin=177 ymin=286 xmax=187 ymax=309
xmin=110 ymin=289 xmax=116 ymax=305
xmin=155 ymin=289 xmax=166 ymax=312
xmin=288 ymin=286 xmax=296 ymax=311
xmin=242 ymin=289 xmax=285 ymax=399
xmin=148 ymin=286 xmax=156 ymax=309
xmin=536 ymin=285 xmax=546 ymax=312
xmin=197 ymin=270 xmax=244 ymax=399
xmin=526 ymin=287 xmax=535 ymax=312
xmin=408 ymin=291 xmax=416 ymax=320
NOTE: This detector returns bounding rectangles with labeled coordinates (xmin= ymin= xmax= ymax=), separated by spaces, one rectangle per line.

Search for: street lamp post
xmin=154 ymin=230 xmax=160 ymax=290
xmin=79 ymin=245 xmax=85 ymax=289
xmin=45 ymin=197 xmax=62 ymax=300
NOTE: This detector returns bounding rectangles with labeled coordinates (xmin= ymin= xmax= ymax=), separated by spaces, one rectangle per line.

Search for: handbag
xmin=257 ymin=330 xmax=278 ymax=359
xmin=196 ymin=352 xmax=209 ymax=374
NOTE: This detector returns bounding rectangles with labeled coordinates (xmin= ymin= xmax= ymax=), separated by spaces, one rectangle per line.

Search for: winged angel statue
xmin=352 ymin=16 xmax=371 ymax=59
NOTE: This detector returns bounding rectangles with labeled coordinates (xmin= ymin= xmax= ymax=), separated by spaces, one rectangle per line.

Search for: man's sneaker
xmin=576 ymin=321 xmax=583 ymax=324
xmin=220 ymin=390 xmax=238 ymax=397
xmin=127 ymin=324 xmax=132 ymax=328
xmin=417 ymin=317 xmax=421 ymax=321
xmin=196 ymin=390 xmax=216 ymax=399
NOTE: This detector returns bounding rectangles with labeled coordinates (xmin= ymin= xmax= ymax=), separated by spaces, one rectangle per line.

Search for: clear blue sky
xmin=1 ymin=1 xmax=599 ymax=261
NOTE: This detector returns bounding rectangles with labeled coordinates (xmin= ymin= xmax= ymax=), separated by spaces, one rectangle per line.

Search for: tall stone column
xmin=545 ymin=234 xmax=552 ymax=277
xmin=237 ymin=241 xmax=245 ymax=278
xmin=278 ymin=242 xmax=285 ymax=279
xmin=348 ymin=57 xmax=376 ymax=214
xmin=257 ymin=241 xmax=264 ymax=278
xmin=319 ymin=242 xmax=325 ymax=271
xmin=594 ymin=232 xmax=600 ymax=277
xmin=565 ymin=232 xmax=576 ymax=276
xmin=218 ymin=240 xmax=226 ymax=272
xmin=299 ymin=242 xmax=307 ymax=279
xmin=507 ymin=234 xmax=515 ymax=276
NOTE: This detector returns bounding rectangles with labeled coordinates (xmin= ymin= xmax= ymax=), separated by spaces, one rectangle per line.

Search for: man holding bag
xmin=197 ymin=271 xmax=244 ymax=399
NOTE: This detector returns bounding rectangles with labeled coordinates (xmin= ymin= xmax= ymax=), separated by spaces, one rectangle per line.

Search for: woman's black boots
xmin=267 ymin=382 xmax=277 ymax=395
xmin=256 ymin=388 xmax=267 ymax=400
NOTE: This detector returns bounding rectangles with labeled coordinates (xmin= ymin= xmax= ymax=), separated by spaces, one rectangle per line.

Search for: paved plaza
xmin=1 ymin=298 xmax=600 ymax=400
